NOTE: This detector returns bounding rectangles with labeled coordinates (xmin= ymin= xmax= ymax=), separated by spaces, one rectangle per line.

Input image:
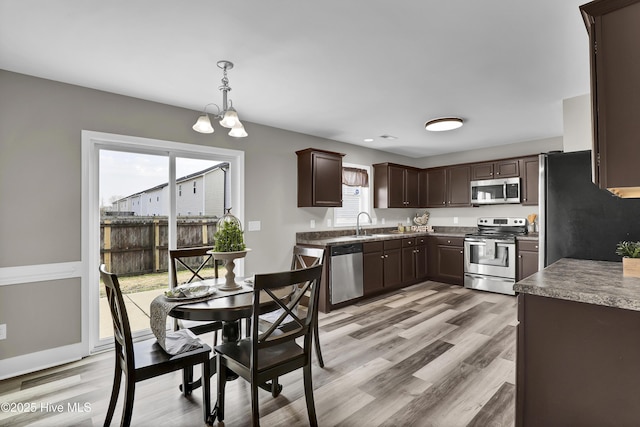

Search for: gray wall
xmin=0 ymin=69 xmax=554 ymax=369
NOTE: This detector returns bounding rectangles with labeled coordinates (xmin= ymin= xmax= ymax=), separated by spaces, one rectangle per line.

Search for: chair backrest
xmin=169 ymin=246 xmax=218 ymax=288
xmin=251 ymin=265 xmax=323 ymax=360
xmin=291 ymin=246 xmax=325 ymax=271
xmin=100 ymin=264 xmax=135 ymax=374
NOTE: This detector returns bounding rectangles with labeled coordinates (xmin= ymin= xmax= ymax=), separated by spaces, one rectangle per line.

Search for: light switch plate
xmin=310 ymin=219 xmax=316 ymax=229
xmin=453 ymin=217 xmax=459 ymax=224
xmin=247 ymin=221 xmax=261 ymax=231
xmin=0 ymin=324 xmax=6 ymax=340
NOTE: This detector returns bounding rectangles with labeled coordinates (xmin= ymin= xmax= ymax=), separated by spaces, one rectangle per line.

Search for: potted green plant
xmin=210 ymin=211 xmax=250 ymax=290
xmin=616 ymin=241 xmax=640 ymax=277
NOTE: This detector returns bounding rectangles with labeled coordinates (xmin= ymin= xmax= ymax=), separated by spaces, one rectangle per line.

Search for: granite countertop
xmin=514 ymin=258 xmax=640 ymax=311
xmin=296 ymin=227 xmax=472 ymax=246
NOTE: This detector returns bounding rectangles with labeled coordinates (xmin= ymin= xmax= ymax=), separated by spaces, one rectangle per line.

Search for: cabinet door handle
xmin=380 ymin=255 xmax=385 ymax=259
xmin=518 ymin=255 xmax=522 ymax=258
xmin=447 ymin=240 xmax=451 ymax=244
xmin=460 ymin=250 xmax=463 ymax=254
xmin=535 ymin=246 xmax=538 ymax=249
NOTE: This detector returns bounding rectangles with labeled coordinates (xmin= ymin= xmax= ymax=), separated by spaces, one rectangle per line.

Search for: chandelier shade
xmin=192 ymin=114 xmax=214 ymax=133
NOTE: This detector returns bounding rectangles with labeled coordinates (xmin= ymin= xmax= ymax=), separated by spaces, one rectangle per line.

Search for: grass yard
xmin=99 ymin=266 xmax=225 ymax=297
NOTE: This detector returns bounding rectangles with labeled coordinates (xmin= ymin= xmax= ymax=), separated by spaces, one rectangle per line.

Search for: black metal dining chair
xmin=214 ymin=264 xmax=323 ymax=426
xmin=100 ymin=265 xmax=212 ymax=427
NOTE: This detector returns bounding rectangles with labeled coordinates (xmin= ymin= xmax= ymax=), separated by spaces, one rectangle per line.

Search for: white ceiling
xmin=0 ymin=0 xmax=591 ymax=158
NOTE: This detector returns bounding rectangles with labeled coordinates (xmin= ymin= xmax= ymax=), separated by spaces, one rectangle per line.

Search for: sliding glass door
xmin=83 ymin=131 xmax=244 ymax=353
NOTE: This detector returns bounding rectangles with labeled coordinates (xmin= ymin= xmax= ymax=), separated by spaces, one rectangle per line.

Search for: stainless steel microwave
xmin=470 ymin=177 xmax=521 ymax=204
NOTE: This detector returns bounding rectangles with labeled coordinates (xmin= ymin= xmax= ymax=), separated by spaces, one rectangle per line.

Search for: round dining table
xmin=167 ymin=278 xmax=292 ymax=399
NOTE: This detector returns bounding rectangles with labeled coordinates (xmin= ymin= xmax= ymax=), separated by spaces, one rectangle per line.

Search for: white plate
xmin=164 ymin=284 xmax=216 ymax=301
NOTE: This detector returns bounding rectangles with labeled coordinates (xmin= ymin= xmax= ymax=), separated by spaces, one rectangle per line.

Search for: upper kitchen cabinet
xmin=471 ymin=159 xmax=520 ymax=180
xmin=581 ymin=0 xmax=640 ymax=198
xmin=420 ymin=168 xmax=446 ymax=207
xmin=296 ymin=148 xmax=345 ymax=207
xmin=521 ymin=156 xmax=539 ymax=206
xmin=373 ymin=163 xmax=420 ymax=208
xmin=447 ymin=165 xmax=472 ymax=207
xmin=421 ymin=165 xmax=471 ymax=208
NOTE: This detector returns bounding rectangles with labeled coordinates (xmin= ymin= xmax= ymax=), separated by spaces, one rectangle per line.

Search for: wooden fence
xmin=100 ymin=216 xmax=218 ymax=276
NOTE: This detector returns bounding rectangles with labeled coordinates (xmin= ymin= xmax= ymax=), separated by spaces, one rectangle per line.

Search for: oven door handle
xmin=465 ymin=240 xmax=512 ymax=246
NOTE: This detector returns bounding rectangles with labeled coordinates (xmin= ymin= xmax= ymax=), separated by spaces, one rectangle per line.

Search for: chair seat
xmin=215 ymin=339 xmax=305 ymax=373
xmin=133 ymin=339 xmax=211 ymax=381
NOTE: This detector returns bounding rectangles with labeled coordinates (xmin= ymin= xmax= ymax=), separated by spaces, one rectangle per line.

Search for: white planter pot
xmin=208 ymin=249 xmax=251 ymax=290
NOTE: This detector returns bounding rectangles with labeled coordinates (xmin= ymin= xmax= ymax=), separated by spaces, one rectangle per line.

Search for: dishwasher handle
xmin=331 ymin=243 xmax=363 ymax=257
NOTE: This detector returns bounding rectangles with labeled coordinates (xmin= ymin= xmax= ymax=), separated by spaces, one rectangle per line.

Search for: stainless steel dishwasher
xmin=330 ymin=243 xmax=364 ymax=304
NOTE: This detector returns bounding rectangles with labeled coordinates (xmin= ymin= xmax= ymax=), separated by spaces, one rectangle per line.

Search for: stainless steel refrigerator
xmin=539 ymin=150 xmax=640 ymax=268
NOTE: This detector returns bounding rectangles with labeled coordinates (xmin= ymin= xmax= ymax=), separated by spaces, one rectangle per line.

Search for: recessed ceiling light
xmin=425 ymin=117 xmax=464 ymax=132
xmin=364 ymin=138 xmax=374 ymax=142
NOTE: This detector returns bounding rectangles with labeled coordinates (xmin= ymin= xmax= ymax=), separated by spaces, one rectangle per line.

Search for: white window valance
xmin=342 ymin=167 xmax=369 ymax=187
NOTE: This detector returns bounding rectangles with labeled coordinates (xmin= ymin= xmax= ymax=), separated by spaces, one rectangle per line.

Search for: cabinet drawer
xmin=363 ymin=241 xmax=384 ymax=253
xmin=384 ymin=239 xmax=402 ymax=250
xmin=518 ymin=240 xmax=539 ymax=251
xmin=434 ymin=236 xmax=464 ymax=247
xmin=402 ymin=237 xmax=416 ymax=247
xmin=416 ymin=236 xmax=427 ymax=246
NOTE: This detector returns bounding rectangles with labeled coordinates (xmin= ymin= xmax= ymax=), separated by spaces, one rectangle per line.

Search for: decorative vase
xmin=623 ymin=257 xmax=640 ymax=278
xmin=209 ymin=249 xmax=251 ymax=290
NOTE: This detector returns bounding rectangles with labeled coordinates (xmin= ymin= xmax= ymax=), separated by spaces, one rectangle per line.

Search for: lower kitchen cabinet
xmin=383 ymin=240 xmax=402 ymax=289
xmin=363 ymin=242 xmax=384 ymax=295
xmin=517 ymin=240 xmax=539 ymax=281
xmin=402 ymin=237 xmax=428 ymax=282
xmin=428 ymin=236 xmax=464 ymax=284
xmin=363 ymin=240 xmax=402 ymax=295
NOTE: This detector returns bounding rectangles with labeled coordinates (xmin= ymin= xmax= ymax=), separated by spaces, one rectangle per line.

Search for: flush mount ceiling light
xmin=192 ymin=60 xmax=248 ymax=138
xmin=425 ymin=117 xmax=464 ymax=132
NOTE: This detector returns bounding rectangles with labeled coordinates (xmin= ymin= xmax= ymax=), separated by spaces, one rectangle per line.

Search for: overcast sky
xmin=99 ymin=150 xmax=220 ymax=206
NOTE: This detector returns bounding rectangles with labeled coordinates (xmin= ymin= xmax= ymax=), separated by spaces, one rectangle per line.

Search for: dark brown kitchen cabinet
xmin=581 ymin=0 xmax=640 ymax=197
xmin=421 ymin=166 xmax=470 ymax=208
xmin=517 ymin=240 xmax=539 ymax=281
xmin=363 ymin=241 xmax=384 ymax=295
xmin=516 ymin=293 xmax=640 ymax=426
xmin=383 ymin=240 xmax=402 ymax=288
xmin=446 ymin=165 xmax=472 ymax=207
xmin=402 ymin=238 xmax=416 ymax=283
xmin=363 ymin=240 xmax=402 ymax=294
xmin=421 ymin=168 xmax=447 ymax=207
xmin=296 ymin=148 xmax=345 ymax=207
xmin=402 ymin=237 xmax=429 ymax=283
xmin=471 ymin=159 xmax=520 ymax=180
xmin=521 ymin=156 xmax=539 ymax=206
xmin=373 ymin=163 xmax=420 ymax=208
xmin=427 ymin=236 xmax=464 ymax=285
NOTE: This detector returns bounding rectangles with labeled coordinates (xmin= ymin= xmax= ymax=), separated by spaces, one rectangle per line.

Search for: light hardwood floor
xmin=0 ymin=281 xmax=517 ymax=426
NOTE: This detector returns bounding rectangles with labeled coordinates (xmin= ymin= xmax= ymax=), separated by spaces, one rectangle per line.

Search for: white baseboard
xmin=0 ymin=342 xmax=84 ymax=380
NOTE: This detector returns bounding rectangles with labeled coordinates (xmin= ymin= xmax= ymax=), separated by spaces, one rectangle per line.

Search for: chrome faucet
xmin=356 ymin=211 xmax=372 ymax=236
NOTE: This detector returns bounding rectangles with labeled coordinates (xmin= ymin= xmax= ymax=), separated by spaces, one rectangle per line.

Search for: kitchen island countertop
xmin=514 ymin=258 xmax=640 ymax=311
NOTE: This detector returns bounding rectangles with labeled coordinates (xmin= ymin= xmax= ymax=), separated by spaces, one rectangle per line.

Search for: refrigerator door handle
xmin=503 ymin=182 xmax=507 ymax=201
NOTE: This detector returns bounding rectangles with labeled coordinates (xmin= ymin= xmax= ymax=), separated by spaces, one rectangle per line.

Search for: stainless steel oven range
xmin=464 ymin=217 xmax=527 ymax=295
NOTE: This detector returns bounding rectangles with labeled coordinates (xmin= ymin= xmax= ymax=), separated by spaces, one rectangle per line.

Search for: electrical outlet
xmin=247 ymin=220 xmax=261 ymax=231
xmin=310 ymin=219 xmax=316 ymax=229
xmin=453 ymin=217 xmax=459 ymax=224
xmin=381 ymin=218 xmax=385 ymax=225
xmin=0 ymin=324 xmax=6 ymax=340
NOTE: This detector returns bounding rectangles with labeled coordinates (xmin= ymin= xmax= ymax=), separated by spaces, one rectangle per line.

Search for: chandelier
xmin=192 ymin=60 xmax=248 ymax=137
